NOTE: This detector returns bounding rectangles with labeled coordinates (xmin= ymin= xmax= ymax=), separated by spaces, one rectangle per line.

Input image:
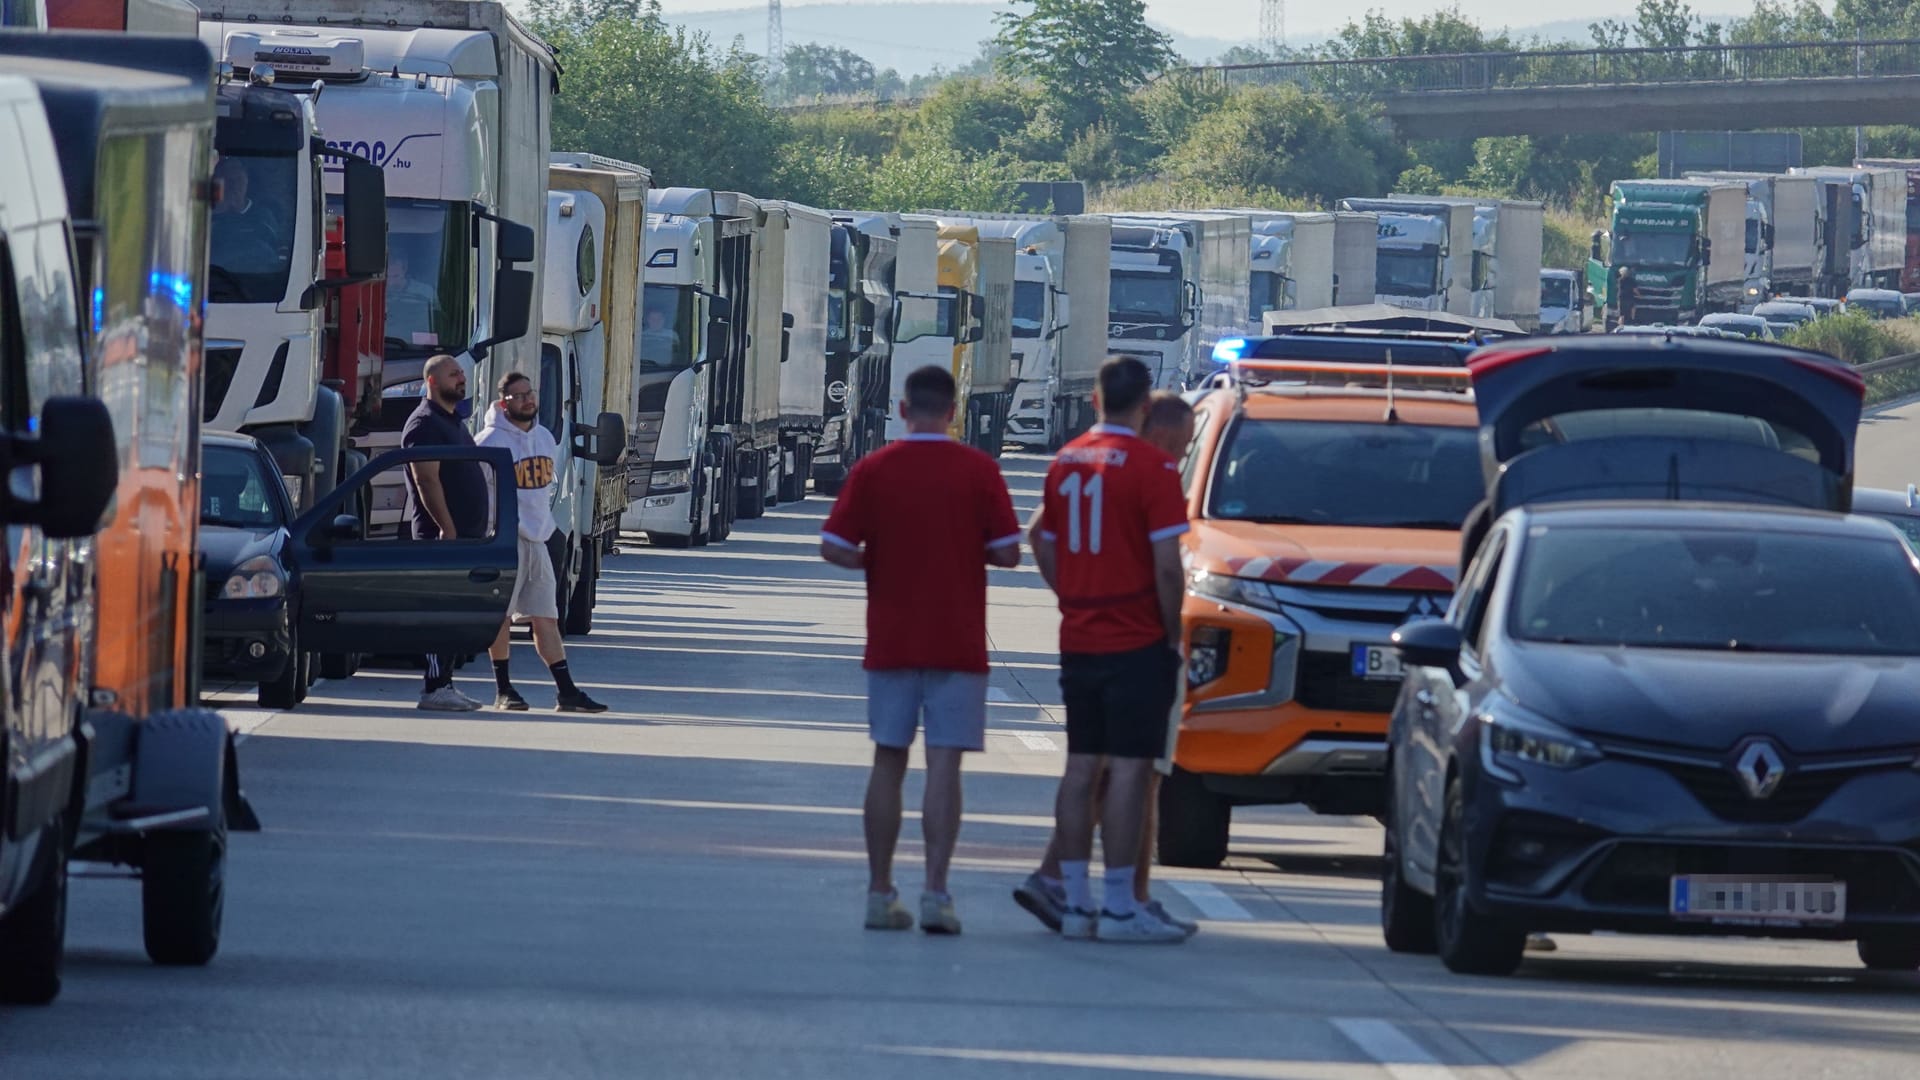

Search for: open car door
xmin=1466 ymin=337 xmax=1863 ymax=515
xmin=287 ymin=446 xmax=519 ymax=656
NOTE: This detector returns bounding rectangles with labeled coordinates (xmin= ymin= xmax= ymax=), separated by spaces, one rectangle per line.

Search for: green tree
xmin=1324 ymin=7 xmax=1512 ymax=59
xmin=906 ymin=77 xmax=1046 ymax=160
xmin=1170 ymin=85 xmax=1394 ymax=206
xmin=865 ymin=146 xmax=1020 ymax=212
xmin=780 ymin=43 xmax=878 ymax=101
xmin=529 ymin=0 xmax=786 ymax=191
xmin=993 ymin=0 xmax=1177 ymax=129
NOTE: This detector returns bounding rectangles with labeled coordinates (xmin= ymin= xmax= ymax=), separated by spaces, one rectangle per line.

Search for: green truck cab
xmin=1588 ymin=180 xmax=1747 ymax=330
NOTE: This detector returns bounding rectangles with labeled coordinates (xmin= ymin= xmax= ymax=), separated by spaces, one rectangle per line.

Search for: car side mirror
xmin=473 ymin=266 xmax=535 ymax=360
xmin=1393 ymin=619 xmax=1464 ymax=682
xmin=573 ymin=410 xmax=626 ymax=468
xmin=11 ymin=396 xmax=118 ymax=538
xmin=326 ymin=513 xmax=363 ymax=542
xmin=341 ymin=156 xmax=387 ymax=280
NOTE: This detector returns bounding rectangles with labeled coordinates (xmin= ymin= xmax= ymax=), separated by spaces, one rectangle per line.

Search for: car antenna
xmin=1383 ymin=348 xmax=1400 ymax=424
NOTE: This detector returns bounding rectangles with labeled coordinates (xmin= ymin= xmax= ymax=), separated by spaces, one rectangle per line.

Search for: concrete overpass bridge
xmin=1180 ymin=39 xmax=1920 ymax=138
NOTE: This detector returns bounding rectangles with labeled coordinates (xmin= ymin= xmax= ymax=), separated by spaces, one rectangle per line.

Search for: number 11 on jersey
xmin=1058 ymin=471 xmax=1104 ymax=554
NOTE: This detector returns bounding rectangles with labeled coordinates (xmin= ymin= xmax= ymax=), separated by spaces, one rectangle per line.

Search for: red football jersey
xmin=1038 ymin=424 xmax=1190 ymax=655
xmin=821 ymin=435 xmax=1022 ymax=673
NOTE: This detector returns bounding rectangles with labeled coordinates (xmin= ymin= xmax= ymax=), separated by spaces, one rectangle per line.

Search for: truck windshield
xmin=640 ymin=283 xmax=695 ymax=373
xmin=1250 ymin=269 xmax=1287 ymax=321
xmin=1013 ymin=280 xmax=1046 ymax=337
xmin=1745 ymin=219 xmax=1761 ymax=254
xmin=208 ymin=152 xmax=298 ymax=305
xmin=385 ymin=199 xmax=474 ymax=357
xmin=1375 ymin=249 xmax=1441 ymax=297
xmin=1615 ymin=231 xmax=1692 ymax=268
xmin=1207 ymin=419 xmax=1482 ymax=529
xmin=1109 ymin=270 xmax=1182 ymax=321
xmin=1540 ymin=276 xmax=1573 ymax=309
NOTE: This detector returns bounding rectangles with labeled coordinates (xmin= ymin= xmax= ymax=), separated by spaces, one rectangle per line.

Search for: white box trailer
xmin=769 ymin=200 xmax=831 ymax=502
xmin=1487 ymin=199 xmax=1544 ymax=331
xmin=727 ymin=192 xmax=784 ymax=517
xmin=1687 ymin=171 xmax=1823 ymax=297
xmin=1169 ymin=211 xmax=1252 ymax=378
xmin=1795 ymin=165 xmax=1908 ymax=289
xmin=885 ymin=213 xmax=946 ymax=442
xmin=1059 ymin=215 xmax=1111 ymax=439
xmin=1331 ymin=211 xmax=1377 ymax=306
xmin=972 ymin=234 xmax=1017 ymax=453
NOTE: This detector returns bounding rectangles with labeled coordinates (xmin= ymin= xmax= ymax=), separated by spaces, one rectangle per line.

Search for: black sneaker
xmin=494 ymin=688 xmax=530 ymax=711
xmin=555 ymin=689 xmax=608 ymax=713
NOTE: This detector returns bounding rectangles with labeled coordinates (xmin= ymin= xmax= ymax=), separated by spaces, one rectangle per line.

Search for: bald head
xmin=423 ymin=354 xmax=467 ymax=409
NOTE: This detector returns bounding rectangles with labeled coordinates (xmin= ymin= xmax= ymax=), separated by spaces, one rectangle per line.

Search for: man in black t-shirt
xmin=402 ymin=354 xmax=490 ymax=710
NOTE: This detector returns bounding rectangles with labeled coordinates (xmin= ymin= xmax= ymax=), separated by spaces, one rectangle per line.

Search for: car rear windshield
xmin=1512 ymin=524 xmax=1920 ymax=655
xmin=201 ymin=444 xmax=286 ymax=529
xmin=1518 ymin=406 xmax=1820 ymax=464
xmin=1207 ymin=419 xmax=1482 ymax=529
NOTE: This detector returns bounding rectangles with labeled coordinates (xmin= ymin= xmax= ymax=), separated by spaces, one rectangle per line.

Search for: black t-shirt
xmin=401 ymin=397 xmax=488 ymax=540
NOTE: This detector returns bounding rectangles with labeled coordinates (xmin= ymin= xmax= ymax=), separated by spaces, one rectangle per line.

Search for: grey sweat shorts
xmin=867 ymin=669 xmax=990 ymax=751
xmin=509 ymin=535 xmax=559 ymax=620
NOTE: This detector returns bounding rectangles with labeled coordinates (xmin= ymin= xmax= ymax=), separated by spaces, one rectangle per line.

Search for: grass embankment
xmin=1779 ymin=311 xmax=1920 ymax=406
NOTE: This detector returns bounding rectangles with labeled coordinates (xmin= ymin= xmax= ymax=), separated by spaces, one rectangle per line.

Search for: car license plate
xmin=1670 ymin=875 xmax=1846 ymax=925
xmin=1351 ymin=643 xmax=1402 ymax=681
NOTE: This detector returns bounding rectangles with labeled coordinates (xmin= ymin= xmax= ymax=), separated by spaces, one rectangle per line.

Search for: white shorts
xmin=509 ymin=535 xmax=559 ymax=620
xmin=867 ymin=670 xmax=989 ymax=751
xmin=1155 ymin=676 xmax=1186 ymax=776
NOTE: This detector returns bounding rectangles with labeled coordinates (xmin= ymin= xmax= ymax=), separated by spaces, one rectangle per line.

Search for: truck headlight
xmin=650 ymin=467 xmax=690 ymax=491
xmin=222 ymin=555 xmax=286 ymax=600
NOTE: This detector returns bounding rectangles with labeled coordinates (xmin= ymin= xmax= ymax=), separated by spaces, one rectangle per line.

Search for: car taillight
xmin=1188 ymin=626 xmax=1230 ymax=688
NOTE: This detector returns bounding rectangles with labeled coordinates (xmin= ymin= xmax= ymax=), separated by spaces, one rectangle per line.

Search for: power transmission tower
xmin=766 ymin=0 xmax=784 ymax=97
xmin=1260 ymin=0 xmax=1284 ymax=52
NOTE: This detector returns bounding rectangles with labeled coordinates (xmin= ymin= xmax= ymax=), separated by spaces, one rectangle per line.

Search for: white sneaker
xmin=418 ymin=686 xmax=482 ymax=711
xmin=1059 ymin=907 xmax=1097 ymax=941
xmin=1097 ymin=908 xmax=1187 ymax=944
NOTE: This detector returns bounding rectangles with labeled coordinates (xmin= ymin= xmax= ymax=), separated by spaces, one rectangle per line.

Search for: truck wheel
xmin=778 ymin=442 xmax=805 ymax=503
xmin=257 ymin=629 xmax=301 ymax=710
xmin=736 ymin=448 xmax=765 ymax=521
xmin=714 ymin=451 xmax=736 ymax=541
xmin=0 ymin=817 xmax=68 ymax=1004
xmin=1158 ymin=767 xmax=1231 ymax=869
xmin=319 ymin=652 xmax=359 ymax=681
xmin=813 ymin=461 xmax=844 ymax=497
xmin=648 ymin=531 xmax=692 ymax=549
xmin=564 ymin=543 xmax=596 ymax=636
xmin=142 ymin=818 xmax=226 ymax=966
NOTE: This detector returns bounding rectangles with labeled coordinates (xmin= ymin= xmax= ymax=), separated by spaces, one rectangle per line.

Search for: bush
xmin=1780 ymin=309 xmax=1902 ymax=365
xmin=1169 ymin=85 xmax=1391 ymax=206
xmin=1086 ymin=176 xmax=1309 ymax=213
xmin=1544 ymin=209 xmax=1602 ymax=271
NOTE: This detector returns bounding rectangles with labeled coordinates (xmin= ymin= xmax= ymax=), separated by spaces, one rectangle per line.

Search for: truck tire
xmin=813 ymin=461 xmax=844 ymax=497
xmin=778 ymin=440 xmax=805 ymax=503
xmin=1157 ymin=766 xmax=1231 ymax=869
xmin=564 ymin=542 xmax=597 ymax=636
xmin=319 ymin=652 xmax=360 ymax=681
xmin=142 ymin=819 xmax=226 ymax=966
xmin=736 ymin=448 xmax=765 ymax=521
xmin=0 ymin=817 xmax=68 ymax=1005
xmin=257 ymin=627 xmax=301 ymax=710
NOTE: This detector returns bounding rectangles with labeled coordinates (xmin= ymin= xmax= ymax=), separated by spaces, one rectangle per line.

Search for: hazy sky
xmin=653 ymin=0 xmax=1662 ymax=44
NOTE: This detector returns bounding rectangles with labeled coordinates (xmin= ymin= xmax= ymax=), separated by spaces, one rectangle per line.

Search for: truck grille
xmin=1295 ymin=651 xmax=1400 ymax=713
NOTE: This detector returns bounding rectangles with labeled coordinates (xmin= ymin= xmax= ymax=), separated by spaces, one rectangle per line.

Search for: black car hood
xmin=1497 ymin=640 xmax=1920 ymax=755
xmin=200 ymin=524 xmax=285 ymax=578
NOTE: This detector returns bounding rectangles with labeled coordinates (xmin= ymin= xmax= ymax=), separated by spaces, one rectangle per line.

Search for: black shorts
xmin=1060 ymin=642 xmax=1181 ymax=759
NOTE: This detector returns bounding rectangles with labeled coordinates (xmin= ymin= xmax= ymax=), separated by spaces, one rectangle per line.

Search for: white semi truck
xmin=1340 ymin=197 xmax=1476 ymax=315
xmin=769 ymin=201 xmax=832 ymax=502
xmin=1233 ymin=210 xmax=1336 ymax=327
xmin=1687 ymin=171 xmax=1826 ymax=304
xmin=1107 ymin=212 xmax=1248 ymax=389
xmin=1330 ymin=210 xmax=1377 ymax=305
xmin=200 ymin=3 xmax=554 ymax=534
xmin=881 ymin=213 xmax=948 ymax=441
xmin=970 ymin=233 xmax=1017 ymax=455
xmin=1476 ymin=198 xmax=1545 ymax=332
xmin=1793 ymin=165 xmax=1908 ymax=291
xmin=541 ymin=154 xmax=645 ymax=634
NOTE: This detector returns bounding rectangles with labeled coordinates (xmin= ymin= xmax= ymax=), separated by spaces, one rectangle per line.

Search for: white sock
xmin=1104 ymin=865 xmax=1136 ymax=916
xmin=1061 ymin=860 xmax=1092 ymax=911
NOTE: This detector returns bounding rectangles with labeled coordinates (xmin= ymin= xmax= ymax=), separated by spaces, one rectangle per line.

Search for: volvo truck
xmin=198 ymin=5 xmax=553 ymax=534
xmin=769 ymin=201 xmax=831 ymax=502
xmin=542 ymin=154 xmax=643 ymax=634
xmin=1688 ymin=171 xmax=1822 ymax=300
xmin=1588 ymin=179 xmax=1746 ymax=328
xmin=1339 ymin=197 xmax=1475 ymax=315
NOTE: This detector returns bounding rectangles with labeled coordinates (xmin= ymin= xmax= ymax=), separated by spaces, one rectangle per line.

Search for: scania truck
xmin=1588 ymin=179 xmax=1746 ymax=328
xmin=198 ymin=5 xmax=553 ymax=534
xmin=541 ymin=154 xmax=643 ymax=634
xmin=1339 ymin=196 xmax=1475 ymax=315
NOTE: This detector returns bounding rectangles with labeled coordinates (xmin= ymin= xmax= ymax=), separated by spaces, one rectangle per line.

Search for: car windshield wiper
xmin=1379 ymin=519 xmax=1460 ymax=530
xmin=1228 ymin=514 xmax=1319 ymax=525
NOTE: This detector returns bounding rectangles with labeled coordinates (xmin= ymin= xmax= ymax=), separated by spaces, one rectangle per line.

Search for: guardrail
xmin=1857 ymin=350 xmax=1920 ymax=375
xmin=1177 ymin=38 xmax=1920 ymax=97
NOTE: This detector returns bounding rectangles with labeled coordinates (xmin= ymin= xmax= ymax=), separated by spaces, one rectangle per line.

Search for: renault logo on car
xmin=1733 ymin=739 xmax=1787 ymax=800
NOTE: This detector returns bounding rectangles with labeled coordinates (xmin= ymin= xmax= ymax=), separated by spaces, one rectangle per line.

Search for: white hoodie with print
xmin=477 ymin=404 xmax=559 ymax=543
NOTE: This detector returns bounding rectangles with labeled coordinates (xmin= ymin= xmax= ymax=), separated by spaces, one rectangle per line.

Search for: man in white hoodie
xmin=477 ymin=372 xmax=609 ymax=713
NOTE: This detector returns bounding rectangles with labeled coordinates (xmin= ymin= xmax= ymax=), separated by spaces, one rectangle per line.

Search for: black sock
xmin=548 ymin=660 xmax=579 ymax=695
xmin=492 ymin=658 xmax=515 ymax=693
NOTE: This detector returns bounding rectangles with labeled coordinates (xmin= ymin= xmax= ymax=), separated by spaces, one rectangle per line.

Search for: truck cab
xmin=631 ymin=194 xmax=720 ymax=547
xmin=1106 ymin=218 xmax=1198 ymax=389
xmin=934 ymin=223 xmax=987 ymax=439
xmin=1367 ymin=211 xmax=1451 ymax=312
xmin=815 ymin=217 xmax=886 ymax=491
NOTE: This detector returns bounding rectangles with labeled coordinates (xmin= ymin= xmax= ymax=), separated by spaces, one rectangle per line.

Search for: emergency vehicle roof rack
xmin=1209 ymin=358 xmax=1475 ymax=404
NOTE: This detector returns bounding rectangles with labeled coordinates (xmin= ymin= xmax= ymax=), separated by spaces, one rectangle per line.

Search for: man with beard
xmin=477 ymin=372 xmax=608 ymax=713
xmin=402 ymin=354 xmax=491 ymax=711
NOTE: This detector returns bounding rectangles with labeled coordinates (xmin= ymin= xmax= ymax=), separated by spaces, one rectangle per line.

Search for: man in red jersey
xmin=1032 ymin=358 xmax=1190 ymax=944
xmin=821 ymin=365 xmax=1022 ymax=936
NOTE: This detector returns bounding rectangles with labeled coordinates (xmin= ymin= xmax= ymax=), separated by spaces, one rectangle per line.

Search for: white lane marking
xmin=987 ymin=686 xmax=1014 ymax=702
xmin=1015 ymin=732 xmax=1058 ymax=752
xmin=1330 ymin=1018 xmax=1459 ymax=1080
xmin=1167 ymin=880 xmax=1253 ymax=921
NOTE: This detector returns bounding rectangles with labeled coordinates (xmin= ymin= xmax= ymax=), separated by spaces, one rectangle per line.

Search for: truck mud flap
xmin=120 ymin=709 xmax=255 ymax=834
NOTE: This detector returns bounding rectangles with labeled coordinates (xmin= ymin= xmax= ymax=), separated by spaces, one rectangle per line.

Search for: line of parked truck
xmin=1584 ymin=160 xmax=1920 ymax=330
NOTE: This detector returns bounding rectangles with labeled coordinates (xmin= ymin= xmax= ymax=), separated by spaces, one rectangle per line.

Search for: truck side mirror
xmin=708 ymin=295 xmax=732 ymax=323
xmin=472 ymin=266 xmax=534 ymax=360
xmin=10 ymin=396 xmax=118 ymax=538
xmin=1590 ymin=231 xmax=1604 ymax=262
xmin=1053 ymin=289 xmax=1071 ymax=334
xmin=856 ymin=298 xmax=876 ymax=350
xmin=341 ymin=157 xmax=387 ymax=280
xmin=497 ymin=220 xmax=536 ymax=265
xmin=572 ymin=410 xmax=626 ymax=468
xmin=1181 ymin=280 xmax=1199 ymax=330
xmin=781 ymin=311 xmax=794 ymax=363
